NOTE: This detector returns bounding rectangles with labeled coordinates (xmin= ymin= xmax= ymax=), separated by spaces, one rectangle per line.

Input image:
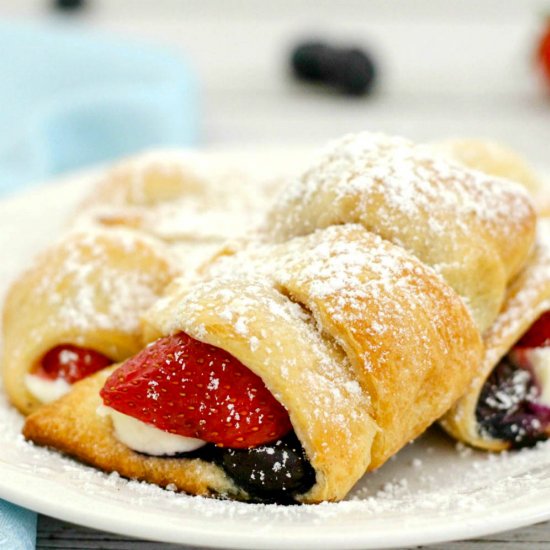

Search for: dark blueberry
xmin=152 ymin=432 xmax=315 ymax=503
xmin=54 ymin=0 xmax=86 ymax=10
xmin=476 ymin=357 xmax=550 ymax=448
xmin=291 ymin=42 xmax=330 ymax=82
xmin=291 ymin=41 xmax=377 ymax=96
xmin=215 ymin=432 xmax=316 ymax=503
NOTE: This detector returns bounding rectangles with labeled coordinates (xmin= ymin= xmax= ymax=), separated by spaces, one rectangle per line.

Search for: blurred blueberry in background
xmin=291 ymin=41 xmax=377 ymax=96
xmin=0 ymin=21 xmax=197 ymax=194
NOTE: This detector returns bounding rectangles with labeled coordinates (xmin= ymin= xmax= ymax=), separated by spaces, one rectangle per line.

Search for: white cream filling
xmin=97 ymin=406 xmax=206 ymax=455
xmin=526 ymin=348 xmax=550 ymax=407
xmin=25 ymin=374 xmax=71 ymax=404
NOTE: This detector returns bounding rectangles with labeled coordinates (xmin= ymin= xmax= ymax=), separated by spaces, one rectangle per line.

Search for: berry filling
xmin=100 ymin=332 xmax=315 ymax=501
xmin=515 ymin=311 xmax=550 ymax=349
xmin=101 ymin=332 xmax=292 ymax=448
xmin=146 ymin=432 xmax=316 ymax=504
xmin=33 ymin=345 xmax=112 ymax=384
xmin=476 ymin=312 xmax=550 ymax=448
xmin=214 ymin=432 xmax=316 ymax=503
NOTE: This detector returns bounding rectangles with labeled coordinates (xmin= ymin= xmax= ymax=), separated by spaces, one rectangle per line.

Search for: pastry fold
xmin=24 ymin=225 xmax=482 ymax=503
xmin=72 ymin=150 xmax=300 ymax=275
xmin=2 ymin=228 xmax=177 ymax=415
xmin=435 ymin=139 xmax=550 ymax=218
xmin=441 ymin=222 xmax=550 ymax=450
xmin=74 ymin=150 xmax=291 ymax=245
xmin=434 ymin=139 xmax=543 ymax=194
xmin=264 ymin=133 xmax=536 ymax=331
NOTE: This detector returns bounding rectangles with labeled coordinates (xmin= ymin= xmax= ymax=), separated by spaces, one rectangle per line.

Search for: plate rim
xmin=2 ymin=463 xmax=550 ymax=550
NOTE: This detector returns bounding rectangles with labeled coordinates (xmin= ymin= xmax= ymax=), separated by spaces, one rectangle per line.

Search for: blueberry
xmin=215 ymin=432 xmax=316 ymax=503
xmin=291 ymin=41 xmax=377 ymax=96
xmin=476 ymin=358 xmax=550 ymax=448
xmin=291 ymin=42 xmax=329 ymax=82
xmin=54 ymin=0 xmax=86 ymax=10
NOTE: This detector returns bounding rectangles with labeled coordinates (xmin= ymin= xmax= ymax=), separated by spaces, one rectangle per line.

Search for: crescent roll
xmin=2 ymin=228 xmax=178 ymax=415
xmin=74 ymin=150 xmax=289 ymax=243
xmin=264 ymin=133 xmax=537 ymax=332
xmin=71 ymin=150 xmax=299 ymax=275
xmin=23 ymin=224 xmax=482 ymax=503
xmin=434 ymin=139 xmax=543 ymax=194
xmin=441 ymin=220 xmax=550 ymax=450
xmin=435 ymin=138 xmax=550 ymax=218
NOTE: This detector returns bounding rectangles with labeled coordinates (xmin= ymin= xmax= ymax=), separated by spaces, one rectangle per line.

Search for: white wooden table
xmin=2 ymin=0 xmax=550 ymax=547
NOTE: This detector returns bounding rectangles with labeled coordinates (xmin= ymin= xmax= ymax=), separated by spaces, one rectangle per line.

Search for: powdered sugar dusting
xmin=73 ymin=149 xmax=299 ymax=275
xmin=484 ymin=219 xmax=550 ymax=370
xmin=268 ymin=132 xmax=533 ymax=246
xmin=3 ymin=387 xmax=550 ymax=538
xmin=264 ymin=132 xmax=536 ymax=331
xmin=29 ymin=228 xmax=175 ymax=336
xmin=205 ymin=224 xmax=466 ymax=386
xmin=0 ymin=147 xmax=548 ymax=545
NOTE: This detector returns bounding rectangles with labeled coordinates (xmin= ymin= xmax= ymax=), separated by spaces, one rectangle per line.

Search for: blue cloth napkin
xmin=0 ymin=20 xmax=197 ymax=548
xmin=0 ymin=20 xmax=198 ymax=194
xmin=0 ymin=502 xmax=36 ymax=550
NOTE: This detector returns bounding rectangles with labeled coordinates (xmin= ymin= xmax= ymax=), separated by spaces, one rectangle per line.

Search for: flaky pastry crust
xmin=2 ymin=228 xmax=178 ymax=415
xmin=23 ymin=367 xmax=244 ymax=499
xmin=264 ymin=133 xmax=537 ymax=332
xmin=25 ymin=225 xmax=482 ymax=503
xmin=441 ymin=221 xmax=550 ymax=450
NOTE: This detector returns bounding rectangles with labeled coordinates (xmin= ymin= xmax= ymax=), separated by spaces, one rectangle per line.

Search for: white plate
xmin=1 ymin=161 xmax=550 ymax=550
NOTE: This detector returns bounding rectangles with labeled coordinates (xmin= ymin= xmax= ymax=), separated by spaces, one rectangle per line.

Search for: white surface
xmin=1 ymin=164 xmax=550 ymax=549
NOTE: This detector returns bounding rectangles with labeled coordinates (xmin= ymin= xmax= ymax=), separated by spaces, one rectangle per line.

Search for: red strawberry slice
xmin=100 ymin=332 xmax=292 ymax=449
xmin=538 ymin=20 xmax=550 ymax=85
xmin=34 ymin=345 xmax=112 ymax=384
xmin=515 ymin=311 xmax=550 ymax=350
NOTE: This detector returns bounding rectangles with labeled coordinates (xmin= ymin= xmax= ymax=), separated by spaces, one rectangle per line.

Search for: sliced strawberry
xmin=100 ymin=332 xmax=292 ymax=449
xmin=515 ymin=311 xmax=550 ymax=349
xmin=538 ymin=21 xmax=550 ymax=85
xmin=34 ymin=344 xmax=112 ymax=384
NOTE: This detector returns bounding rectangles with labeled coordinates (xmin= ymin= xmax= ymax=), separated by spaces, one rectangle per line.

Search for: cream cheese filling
xmin=97 ymin=405 xmax=206 ymax=455
xmin=25 ymin=374 xmax=71 ymax=404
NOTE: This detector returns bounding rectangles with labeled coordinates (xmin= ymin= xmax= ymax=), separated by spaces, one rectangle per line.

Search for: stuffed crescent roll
xmin=442 ymin=220 xmax=550 ymax=450
xmin=2 ymin=228 xmax=177 ymax=414
xmin=23 ymin=224 xmax=481 ymax=503
xmin=264 ymin=132 xmax=536 ymax=332
xmin=72 ymin=150 xmax=303 ymax=275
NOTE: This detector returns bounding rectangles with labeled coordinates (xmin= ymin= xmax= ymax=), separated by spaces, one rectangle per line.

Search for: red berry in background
xmin=537 ymin=20 xmax=550 ymax=85
xmin=100 ymin=332 xmax=292 ymax=449
xmin=35 ymin=345 xmax=112 ymax=384
xmin=515 ymin=311 xmax=550 ymax=349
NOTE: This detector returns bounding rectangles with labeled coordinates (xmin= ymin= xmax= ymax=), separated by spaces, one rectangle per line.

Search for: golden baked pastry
xmin=441 ymin=220 xmax=550 ymax=450
xmin=23 ymin=366 xmax=247 ymax=500
xmin=264 ymin=133 xmax=537 ymax=332
xmin=72 ymin=150 xmax=305 ymax=276
xmin=74 ymin=150 xmax=293 ymax=242
xmin=18 ymin=134 xmax=542 ymax=503
xmin=2 ymin=228 xmax=178 ymax=415
xmin=24 ymin=224 xmax=482 ymax=503
xmin=435 ymin=138 xmax=550 ymax=218
xmin=435 ymin=138 xmax=543 ymax=193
